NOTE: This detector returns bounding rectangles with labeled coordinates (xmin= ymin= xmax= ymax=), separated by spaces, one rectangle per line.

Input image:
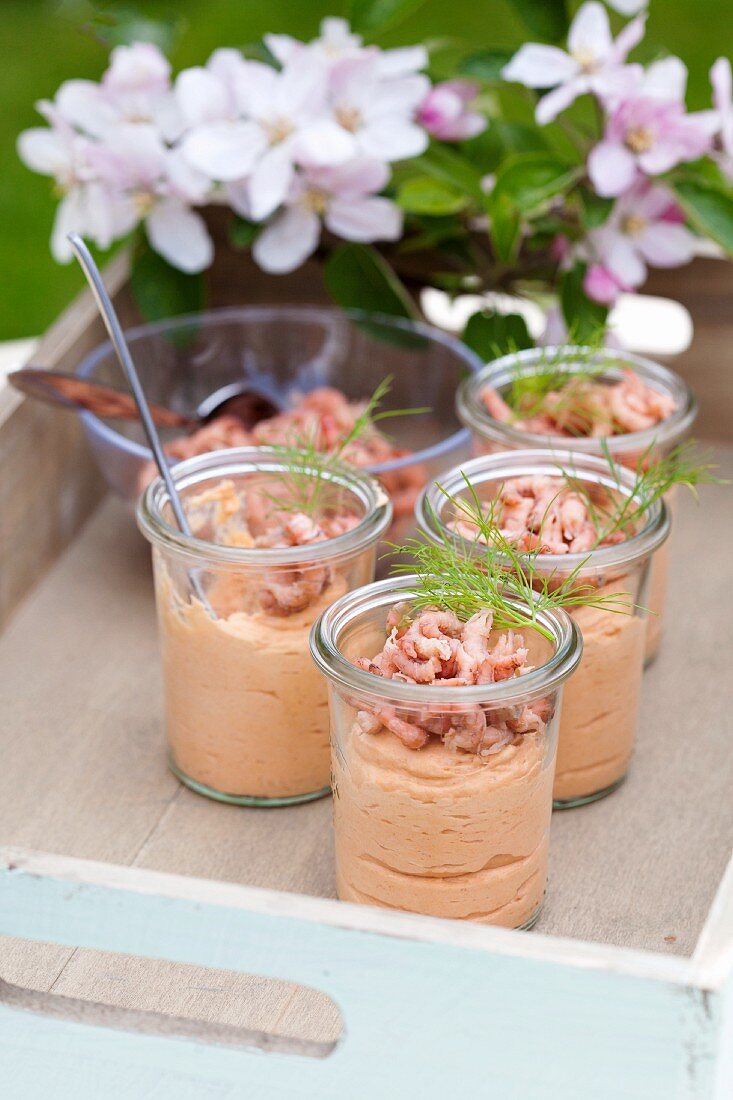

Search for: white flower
xmin=265 ymin=17 xmax=427 ymax=78
xmin=52 ymin=43 xmax=182 ymax=141
xmin=709 ymin=57 xmax=733 ymax=179
xmin=502 ymin=1 xmax=645 ymax=124
xmin=329 ymin=54 xmax=430 ymax=161
xmin=92 ymin=123 xmax=214 ymax=272
xmin=176 ymin=57 xmax=267 ymax=181
xmin=253 ymin=158 xmax=402 ymax=273
xmin=17 ymin=107 xmax=135 ymax=262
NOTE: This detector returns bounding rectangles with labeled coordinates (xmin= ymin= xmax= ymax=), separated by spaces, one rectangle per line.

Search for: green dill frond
xmin=390 ymin=478 xmax=631 ymax=642
xmin=262 ymin=377 xmax=429 ymax=517
xmin=565 ymin=440 xmax=725 ymax=547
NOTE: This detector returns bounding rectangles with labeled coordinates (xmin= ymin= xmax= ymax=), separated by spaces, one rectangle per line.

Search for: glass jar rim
xmin=137 ymin=446 xmax=393 ymax=566
xmin=456 ymin=346 xmax=697 ymax=455
xmin=416 ymin=448 xmax=670 ymax=576
xmin=310 ymin=573 xmax=582 ymax=707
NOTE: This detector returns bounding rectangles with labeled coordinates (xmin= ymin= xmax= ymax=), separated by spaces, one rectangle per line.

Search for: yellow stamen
xmin=625 ymin=126 xmax=655 ymax=153
xmin=266 ymin=117 xmax=294 ymax=145
xmin=620 ymin=214 xmax=647 ymax=236
xmin=303 ymin=187 xmax=329 ymax=215
xmin=336 ymin=104 xmax=362 ymax=133
xmin=572 ymin=47 xmax=597 ymax=72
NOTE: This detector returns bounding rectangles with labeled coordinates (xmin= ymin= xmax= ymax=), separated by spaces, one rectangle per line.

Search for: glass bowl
xmin=76 ymin=306 xmax=482 ymax=536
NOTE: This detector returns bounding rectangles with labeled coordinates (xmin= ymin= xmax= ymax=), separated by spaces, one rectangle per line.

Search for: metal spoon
xmin=8 ymin=365 xmax=281 ymax=432
xmin=67 ymin=233 xmax=214 ymax=615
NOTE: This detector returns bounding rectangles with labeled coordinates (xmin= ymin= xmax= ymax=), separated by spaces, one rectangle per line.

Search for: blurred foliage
xmin=0 ymin=0 xmax=726 ymax=337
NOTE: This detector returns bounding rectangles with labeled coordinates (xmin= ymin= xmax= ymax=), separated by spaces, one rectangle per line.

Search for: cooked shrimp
xmin=480 ymin=387 xmax=514 ymax=423
xmin=259 ymin=568 xmax=329 ymax=615
xmin=610 ymin=369 xmax=676 ymax=433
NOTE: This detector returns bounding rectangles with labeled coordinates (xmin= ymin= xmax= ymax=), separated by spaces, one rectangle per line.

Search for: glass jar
xmin=310 ymin=576 xmax=581 ymax=928
xmin=138 ymin=447 xmax=392 ymax=806
xmin=417 ymin=449 xmax=670 ymax=808
xmin=456 ymin=347 xmax=695 ymax=661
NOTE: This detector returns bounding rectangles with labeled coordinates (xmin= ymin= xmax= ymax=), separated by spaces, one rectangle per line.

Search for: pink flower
xmin=583 ymin=263 xmax=628 ymax=304
xmin=502 ymin=1 xmax=645 ymax=124
xmin=710 ymin=57 xmax=733 ymax=180
xmin=586 ymin=182 xmax=697 ymax=291
xmin=588 ymin=96 xmax=714 ymax=197
xmin=418 ymin=81 xmax=486 ymax=141
xmin=252 ymin=158 xmax=402 ymax=273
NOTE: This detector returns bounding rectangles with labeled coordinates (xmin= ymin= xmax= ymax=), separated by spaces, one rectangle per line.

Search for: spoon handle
xmin=9 ymin=368 xmax=196 ymax=428
xmin=67 ymin=234 xmax=214 ymax=616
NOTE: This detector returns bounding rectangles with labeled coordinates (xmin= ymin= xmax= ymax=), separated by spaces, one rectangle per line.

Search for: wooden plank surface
xmin=1 ymin=448 xmax=731 ymax=1040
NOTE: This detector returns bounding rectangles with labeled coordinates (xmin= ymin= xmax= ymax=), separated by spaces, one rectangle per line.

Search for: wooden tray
xmin=1 ymin=270 xmax=732 ymax=1098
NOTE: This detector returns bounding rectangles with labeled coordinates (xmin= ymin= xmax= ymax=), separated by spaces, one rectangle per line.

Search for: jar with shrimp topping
xmin=310 ymin=576 xmax=581 ymax=928
xmin=417 ymin=450 xmax=670 ymax=808
xmin=138 ymin=447 xmax=392 ymax=805
xmin=456 ymin=347 xmax=695 ymax=662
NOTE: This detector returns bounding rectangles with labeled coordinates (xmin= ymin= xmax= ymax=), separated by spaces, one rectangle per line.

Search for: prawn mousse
xmin=139 ymin=451 xmax=391 ymax=805
xmin=331 ymin=605 xmax=560 ymax=928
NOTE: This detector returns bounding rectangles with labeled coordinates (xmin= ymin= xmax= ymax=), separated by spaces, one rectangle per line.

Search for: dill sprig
xmin=264 ymin=376 xmax=429 ymax=518
xmin=564 ymin=440 xmax=725 ymax=547
xmin=499 ymin=327 xmax=622 ymax=431
xmin=390 ymin=476 xmax=632 ymax=643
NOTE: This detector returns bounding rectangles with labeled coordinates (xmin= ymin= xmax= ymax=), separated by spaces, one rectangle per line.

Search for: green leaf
xmin=492 ymin=152 xmax=580 ymax=213
xmin=463 ymin=311 xmax=533 ymax=360
xmin=410 ymin=144 xmax=485 ymax=200
xmin=579 ymin=189 xmax=614 ymax=229
xmin=347 ymin=0 xmax=428 ymax=34
xmin=129 ymin=241 xmax=204 ymax=326
xmin=397 ymin=177 xmax=468 ymax=215
xmin=458 ymin=49 xmax=513 ymax=82
xmin=461 ymin=122 xmax=548 ymax=174
xmin=62 ymin=2 xmax=187 ymax=51
xmin=504 ymin=0 xmax=569 ymax=41
xmin=672 ymin=178 xmax=733 ymax=256
xmin=229 ymin=216 xmax=259 ymax=249
xmin=560 ymin=264 xmax=608 ymax=341
xmin=486 ymin=192 xmax=523 ymax=262
xmin=324 ymin=244 xmax=417 ymax=319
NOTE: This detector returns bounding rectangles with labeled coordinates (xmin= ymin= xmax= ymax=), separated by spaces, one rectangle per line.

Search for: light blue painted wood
xmin=0 ymin=851 xmax=725 ymax=1100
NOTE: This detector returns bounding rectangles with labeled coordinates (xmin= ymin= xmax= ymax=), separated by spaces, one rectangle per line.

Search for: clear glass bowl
xmin=77 ymin=307 xmax=481 ymax=548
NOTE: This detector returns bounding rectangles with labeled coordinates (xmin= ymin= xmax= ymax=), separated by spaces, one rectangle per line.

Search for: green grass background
xmin=0 ymin=0 xmax=724 ymax=339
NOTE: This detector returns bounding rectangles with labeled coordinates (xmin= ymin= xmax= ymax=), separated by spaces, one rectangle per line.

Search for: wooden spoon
xmin=8 ymin=367 xmax=281 ymax=431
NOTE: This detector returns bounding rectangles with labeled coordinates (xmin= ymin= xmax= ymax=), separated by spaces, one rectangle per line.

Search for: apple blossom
xmin=418 ymin=81 xmax=486 ymax=141
xmin=710 ymin=57 xmax=733 ymax=180
xmin=585 ymin=182 xmax=697 ymax=294
xmin=17 ymin=105 xmax=135 ymax=262
xmin=265 ymin=17 xmax=427 ymax=79
xmin=89 ymin=123 xmax=213 ymax=272
xmin=606 ymin=0 xmax=647 ymax=11
xmin=502 ymin=1 xmax=645 ymax=124
xmin=253 ymin=158 xmax=402 ymax=273
xmin=328 ymin=54 xmax=430 ymax=161
xmin=588 ymin=96 xmax=714 ymax=197
xmin=52 ymin=43 xmax=182 ymax=142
